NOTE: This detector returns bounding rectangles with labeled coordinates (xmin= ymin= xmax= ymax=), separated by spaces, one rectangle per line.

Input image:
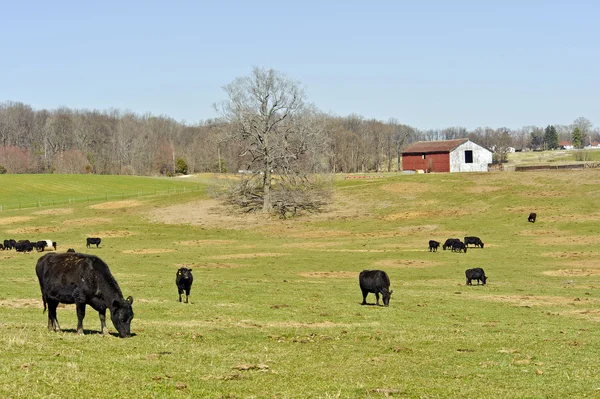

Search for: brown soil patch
xmin=0 ymin=216 xmax=34 ymax=225
xmin=298 ymin=271 xmax=357 ymax=278
xmin=62 ymin=218 xmax=113 ymax=226
xmin=7 ymin=226 xmax=62 ymax=234
xmin=210 ymin=253 xmax=289 ymax=260
xmin=89 ymin=230 xmax=136 ymax=238
xmin=382 ymin=211 xmax=429 ymax=221
xmin=542 ymin=251 xmax=597 ymax=260
xmin=122 ymin=249 xmax=175 ymax=254
xmin=543 ymin=269 xmax=600 ymax=277
xmin=33 ymin=208 xmax=73 ymax=215
xmin=175 ymin=240 xmax=235 ymax=246
xmin=380 ymin=182 xmax=430 ymax=194
xmin=0 ymin=299 xmax=41 ymax=309
xmin=470 ymin=294 xmax=597 ymax=307
xmin=89 ymin=200 xmax=142 ymax=210
xmin=375 ymin=259 xmax=438 ymax=268
xmin=536 ymin=236 xmax=600 ymax=246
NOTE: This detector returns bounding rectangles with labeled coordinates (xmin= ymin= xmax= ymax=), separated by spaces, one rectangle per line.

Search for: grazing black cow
xmin=465 ymin=268 xmax=487 ymax=285
xmin=464 ymin=236 xmax=484 ymax=248
xmin=4 ymin=239 xmax=16 ymax=250
xmin=176 ymin=268 xmax=194 ymax=303
xmin=443 ymin=238 xmax=461 ymax=251
xmin=528 ymin=212 xmax=537 ymax=223
xmin=451 ymin=241 xmax=467 ymax=253
xmin=428 ymin=240 xmax=440 ymax=252
xmin=86 ymin=237 xmax=101 ymax=248
xmin=35 ymin=252 xmax=134 ymax=338
xmin=15 ymin=240 xmax=34 ymax=253
xmin=67 ymin=248 xmax=76 ymax=253
xmin=359 ymin=270 xmax=392 ymax=306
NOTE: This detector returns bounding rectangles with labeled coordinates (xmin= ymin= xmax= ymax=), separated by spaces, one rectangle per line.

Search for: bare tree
xmin=215 ymin=67 xmax=328 ymax=215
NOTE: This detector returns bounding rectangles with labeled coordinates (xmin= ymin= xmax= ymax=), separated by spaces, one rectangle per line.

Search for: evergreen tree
xmin=572 ymin=127 xmax=583 ymax=149
xmin=544 ymin=125 xmax=559 ymax=149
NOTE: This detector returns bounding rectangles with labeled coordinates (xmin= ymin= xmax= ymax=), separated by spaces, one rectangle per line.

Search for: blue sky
xmin=1 ymin=0 xmax=598 ymax=130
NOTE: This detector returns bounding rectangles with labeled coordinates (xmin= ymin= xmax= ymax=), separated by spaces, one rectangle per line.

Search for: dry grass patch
xmin=177 ymin=262 xmax=245 ymax=269
xmin=0 ymin=216 xmax=34 ymax=225
xmin=542 ymin=251 xmax=597 ymax=260
xmin=536 ymin=236 xmax=600 ymax=246
xmin=382 ymin=211 xmax=429 ymax=221
xmin=175 ymin=240 xmax=235 ymax=246
xmin=466 ymin=294 xmax=597 ymax=307
xmin=298 ymin=271 xmax=357 ymax=278
xmin=380 ymin=182 xmax=431 ymax=194
xmin=542 ymin=214 xmax=600 ymax=223
xmin=375 ymin=259 xmax=438 ymax=268
xmin=62 ymin=217 xmax=113 ymax=226
xmin=280 ymin=241 xmax=343 ymax=249
xmin=0 ymin=299 xmax=41 ymax=309
xmin=89 ymin=200 xmax=142 ymax=210
xmin=89 ymin=230 xmax=136 ymax=238
xmin=466 ymin=186 xmax=503 ymax=194
xmin=519 ymin=229 xmax=561 ymax=237
xmin=210 ymin=253 xmax=289 ymax=260
xmin=122 ymin=249 xmax=175 ymax=254
xmin=33 ymin=208 xmax=73 ymax=215
xmin=7 ymin=226 xmax=62 ymax=234
xmin=543 ymin=269 xmax=600 ymax=277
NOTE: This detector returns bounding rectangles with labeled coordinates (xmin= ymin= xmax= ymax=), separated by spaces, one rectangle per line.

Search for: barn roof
xmin=402 ymin=138 xmax=470 ymax=154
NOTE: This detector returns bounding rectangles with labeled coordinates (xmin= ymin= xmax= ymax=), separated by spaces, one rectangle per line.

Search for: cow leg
xmin=185 ymin=289 xmax=190 ymax=303
xmin=76 ymin=303 xmax=86 ymax=335
xmin=361 ymin=290 xmax=368 ymax=305
xmin=375 ymin=292 xmax=380 ymax=306
xmin=178 ymin=287 xmax=183 ymax=302
xmin=47 ymin=299 xmax=61 ymax=332
xmin=98 ymin=309 xmax=107 ymax=335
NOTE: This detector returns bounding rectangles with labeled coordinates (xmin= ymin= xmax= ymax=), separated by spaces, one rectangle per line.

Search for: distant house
xmin=401 ymin=138 xmax=493 ymax=173
xmin=559 ymin=141 xmax=574 ymax=150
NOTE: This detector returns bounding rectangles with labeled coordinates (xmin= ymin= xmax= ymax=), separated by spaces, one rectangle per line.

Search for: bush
xmin=0 ymin=165 xmax=6 ymax=174
xmin=175 ymin=158 xmax=188 ymax=175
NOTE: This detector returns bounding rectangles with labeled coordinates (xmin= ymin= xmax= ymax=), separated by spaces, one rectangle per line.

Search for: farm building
xmin=401 ymin=138 xmax=492 ymax=173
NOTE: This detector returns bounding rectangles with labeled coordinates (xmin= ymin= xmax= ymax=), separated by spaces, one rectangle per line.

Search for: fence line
xmin=0 ymin=185 xmax=202 ymax=212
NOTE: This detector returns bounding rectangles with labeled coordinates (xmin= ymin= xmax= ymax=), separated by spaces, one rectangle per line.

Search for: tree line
xmin=0 ymin=90 xmax=597 ymax=176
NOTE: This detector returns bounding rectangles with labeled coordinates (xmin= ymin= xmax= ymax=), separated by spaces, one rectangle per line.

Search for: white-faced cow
xmin=36 ymin=252 xmax=134 ymax=338
xmin=528 ymin=212 xmax=537 ymax=223
xmin=176 ymin=267 xmax=194 ymax=303
xmin=465 ymin=268 xmax=487 ymax=285
xmin=86 ymin=237 xmax=101 ymax=248
xmin=428 ymin=240 xmax=440 ymax=252
xmin=359 ymin=270 xmax=392 ymax=306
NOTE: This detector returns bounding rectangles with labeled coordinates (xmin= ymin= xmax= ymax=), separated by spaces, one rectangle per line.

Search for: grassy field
xmin=1 ymin=170 xmax=600 ymax=398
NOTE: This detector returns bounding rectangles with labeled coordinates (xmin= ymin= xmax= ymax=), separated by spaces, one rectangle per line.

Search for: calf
xmin=528 ymin=212 xmax=536 ymax=223
xmin=359 ymin=270 xmax=392 ymax=306
xmin=443 ymin=238 xmax=460 ymax=251
xmin=465 ymin=268 xmax=487 ymax=285
xmin=428 ymin=240 xmax=440 ymax=252
xmin=464 ymin=236 xmax=484 ymax=248
xmin=86 ymin=237 xmax=101 ymax=248
xmin=36 ymin=252 xmax=134 ymax=337
xmin=176 ymin=268 xmax=194 ymax=303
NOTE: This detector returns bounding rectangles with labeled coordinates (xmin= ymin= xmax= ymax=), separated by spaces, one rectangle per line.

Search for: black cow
xmin=464 ymin=236 xmax=484 ymax=248
xmin=176 ymin=268 xmax=194 ymax=303
xmin=35 ymin=252 xmax=134 ymax=338
xmin=34 ymin=241 xmax=48 ymax=252
xmin=86 ymin=237 xmax=101 ymax=248
xmin=4 ymin=239 xmax=16 ymax=250
xmin=465 ymin=268 xmax=487 ymax=285
xmin=359 ymin=270 xmax=392 ymax=306
xmin=443 ymin=238 xmax=461 ymax=251
xmin=15 ymin=240 xmax=34 ymax=253
xmin=528 ymin=212 xmax=537 ymax=223
xmin=428 ymin=240 xmax=440 ymax=252
xmin=451 ymin=241 xmax=467 ymax=253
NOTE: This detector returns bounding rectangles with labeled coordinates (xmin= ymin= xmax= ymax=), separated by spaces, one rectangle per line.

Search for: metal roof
xmin=401 ymin=138 xmax=470 ymax=154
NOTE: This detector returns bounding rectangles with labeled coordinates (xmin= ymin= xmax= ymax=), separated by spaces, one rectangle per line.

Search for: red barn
xmin=402 ymin=138 xmax=492 ymax=173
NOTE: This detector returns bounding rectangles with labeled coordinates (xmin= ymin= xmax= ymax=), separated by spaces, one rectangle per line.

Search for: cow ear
xmin=126 ymin=296 xmax=134 ymax=305
xmin=390 ymin=290 xmax=394 ymax=295
xmin=177 ymin=271 xmax=181 ymax=275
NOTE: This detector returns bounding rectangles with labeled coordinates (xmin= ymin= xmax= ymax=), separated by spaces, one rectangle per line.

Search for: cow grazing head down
xmin=110 ymin=296 xmax=134 ymax=338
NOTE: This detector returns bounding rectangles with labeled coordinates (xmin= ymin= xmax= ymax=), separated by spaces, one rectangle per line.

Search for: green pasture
xmin=1 ymin=170 xmax=600 ymax=398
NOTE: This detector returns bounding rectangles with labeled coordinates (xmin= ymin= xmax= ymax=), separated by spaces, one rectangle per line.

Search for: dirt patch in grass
xmin=382 ymin=211 xmax=429 ymax=221
xmin=380 ymin=182 xmax=431 ymax=194
xmin=505 ymin=206 xmax=560 ymax=215
xmin=280 ymin=241 xmax=343 ymax=249
xmin=375 ymin=259 xmax=438 ymax=268
xmin=280 ymin=229 xmax=352 ymax=239
xmin=298 ymin=271 xmax=357 ymax=278
xmin=178 ymin=262 xmax=245 ymax=269
xmin=0 ymin=216 xmax=34 ymax=225
xmin=542 ymin=251 xmax=597 ymax=260
xmin=89 ymin=200 xmax=142 ymax=210
xmin=33 ymin=208 xmax=73 ymax=215
xmin=519 ymin=229 xmax=561 ymax=237
xmin=210 ymin=253 xmax=289 ymax=260
xmin=0 ymin=299 xmax=41 ymax=309
xmin=89 ymin=230 xmax=136 ymax=238
xmin=542 ymin=214 xmax=600 ymax=223
xmin=175 ymin=240 xmax=235 ymax=246
xmin=536 ymin=236 xmax=600 ymax=246
xmin=543 ymin=269 xmax=600 ymax=277
xmin=122 ymin=249 xmax=175 ymax=254
xmin=7 ymin=226 xmax=62 ymax=234
xmin=62 ymin=218 xmax=113 ymax=226
xmin=469 ymin=294 xmax=596 ymax=307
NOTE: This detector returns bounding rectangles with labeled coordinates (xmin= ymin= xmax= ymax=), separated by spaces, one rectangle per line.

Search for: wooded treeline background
xmin=0 ymin=101 xmax=597 ymax=175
